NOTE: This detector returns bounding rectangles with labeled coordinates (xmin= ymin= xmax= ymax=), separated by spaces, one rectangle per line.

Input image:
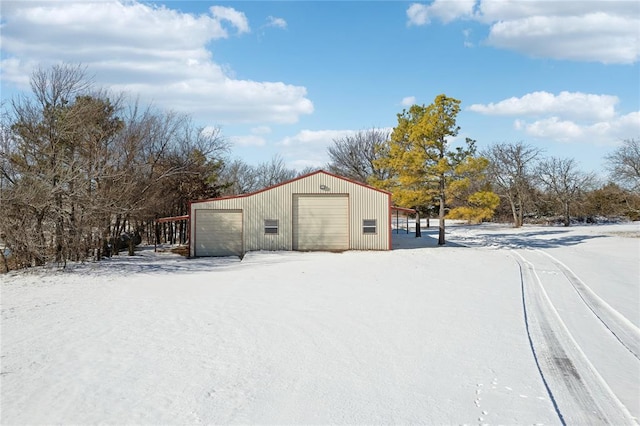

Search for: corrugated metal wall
xmin=293 ymin=194 xmax=349 ymax=251
xmin=190 ymin=171 xmax=390 ymax=255
xmin=193 ymin=210 xmax=243 ymax=256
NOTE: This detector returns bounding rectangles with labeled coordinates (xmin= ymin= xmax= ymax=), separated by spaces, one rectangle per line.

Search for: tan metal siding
xmin=243 ymin=188 xmax=292 ymax=252
xmin=190 ymin=171 xmax=390 ymax=255
xmin=194 ymin=210 xmax=242 ymax=257
xmin=293 ymin=195 xmax=349 ymax=251
xmin=349 ymin=188 xmax=389 ymax=250
xmin=287 ymin=174 xmax=388 ymax=250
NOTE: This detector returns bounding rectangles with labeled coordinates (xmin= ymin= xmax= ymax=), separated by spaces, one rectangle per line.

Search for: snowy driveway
xmin=1 ymin=223 xmax=638 ymax=425
xmin=448 ymin=222 xmax=640 ymax=424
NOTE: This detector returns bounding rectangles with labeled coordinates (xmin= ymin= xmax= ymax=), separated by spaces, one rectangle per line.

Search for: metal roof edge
xmin=156 ymin=215 xmax=189 ymax=223
xmin=190 ymin=170 xmax=392 ymax=205
xmin=391 ymin=206 xmax=417 ymax=214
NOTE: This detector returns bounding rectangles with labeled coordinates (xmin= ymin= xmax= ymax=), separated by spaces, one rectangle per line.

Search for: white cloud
xmin=407 ymin=1 xmax=475 ymax=26
xmin=477 ymin=1 xmax=634 ymax=23
xmin=201 ymin=126 xmax=223 ymax=137
xmin=519 ymin=117 xmax=584 ymax=141
xmin=288 ymin=159 xmax=324 ymax=171
xmin=407 ymin=3 xmax=430 ymax=26
xmin=463 ymin=28 xmax=474 ymax=48
xmin=469 ymin=91 xmax=619 ymax=121
xmin=274 ymin=127 xmax=395 ymax=171
xmin=279 ymin=129 xmax=356 ymax=147
xmin=473 ymin=91 xmax=639 ymax=145
xmin=515 ymin=112 xmax=640 ymax=145
xmin=0 ymin=1 xmax=313 ymax=124
xmin=224 ymin=126 xmax=271 ymax=151
xmin=401 ymin=96 xmax=416 ymax=106
xmin=407 ymin=0 xmax=640 ymax=63
xmin=210 ymin=6 xmax=250 ymax=35
xmin=617 ymin=111 xmax=640 ymax=133
xmin=251 ymin=126 xmax=272 ymax=135
xmin=266 ymin=16 xmax=287 ymax=29
xmin=475 ymin=92 xmax=640 ymax=145
xmin=0 ymin=58 xmax=37 ymax=87
xmin=230 ymin=135 xmax=267 ymax=147
xmin=487 ymin=13 xmax=639 ymax=64
xmin=278 ymin=129 xmax=358 ymax=169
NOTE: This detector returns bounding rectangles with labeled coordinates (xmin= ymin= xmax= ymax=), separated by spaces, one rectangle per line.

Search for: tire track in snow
xmin=514 ymin=251 xmax=636 ymax=425
xmin=534 ymin=249 xmax=640 ymax=361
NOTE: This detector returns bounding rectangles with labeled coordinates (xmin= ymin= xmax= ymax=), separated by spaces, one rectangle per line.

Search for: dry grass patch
xmin=607 ymin=231 xmax=640 ymax=238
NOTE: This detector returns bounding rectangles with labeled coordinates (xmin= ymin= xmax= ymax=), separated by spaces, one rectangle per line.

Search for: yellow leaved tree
xmin=370 ymin=94 xmax=498 ymax=245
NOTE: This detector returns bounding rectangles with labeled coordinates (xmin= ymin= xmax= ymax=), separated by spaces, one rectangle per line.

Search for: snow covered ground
xmin=1 ymin=222 xmax=638 ymax=425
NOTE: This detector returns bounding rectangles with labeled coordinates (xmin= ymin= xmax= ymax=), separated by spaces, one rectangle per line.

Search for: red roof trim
xmin=156 ymin=215 xmax=189 ymax=223
xmin=388 ymin=193 xmax=392 ymax=250
xmin=190 ymin=170 xmax=392 ymax=204
xmin=391 ymin=206 xmax=416 ymax=214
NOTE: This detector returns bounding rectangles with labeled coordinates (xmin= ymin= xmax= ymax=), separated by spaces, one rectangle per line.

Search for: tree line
xmin=1 ymin=66 xmax=638 ymax=271
xmin=328 ymin=95 xmax=640 ymax=244
xmin=0 ymin=65 xmax=322 ymax=271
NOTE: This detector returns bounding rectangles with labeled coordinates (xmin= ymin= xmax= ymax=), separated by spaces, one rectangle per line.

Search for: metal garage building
xmin=189 ymin=170 xmax=392 ymax=257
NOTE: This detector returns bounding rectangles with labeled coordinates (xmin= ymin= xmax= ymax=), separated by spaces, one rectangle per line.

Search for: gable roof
xmin=190 ymin=169 xmax=391 ymax=205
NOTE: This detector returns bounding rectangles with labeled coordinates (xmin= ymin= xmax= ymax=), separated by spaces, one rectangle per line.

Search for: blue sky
xmin=1 ymin=1 xmax=639 ymax=175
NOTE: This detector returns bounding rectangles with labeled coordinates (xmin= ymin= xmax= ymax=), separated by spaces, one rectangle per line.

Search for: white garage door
xmin=293 ymin=195 xmax=349 ymax=251
xmin=194 ymin=209 xmax=243 ymax=257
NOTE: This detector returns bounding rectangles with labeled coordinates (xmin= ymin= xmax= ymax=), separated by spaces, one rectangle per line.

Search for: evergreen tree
xmin=371 ymin=94 xmax=497 ymax=244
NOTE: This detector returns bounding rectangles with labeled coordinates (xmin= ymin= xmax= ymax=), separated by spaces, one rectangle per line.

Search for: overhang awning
xmin=156 ymin=215 xmax=189 ymax=223
xmin=391 ymin=206 xmax=416 ymax=234
xmin=391 ymin=206 xmax=416 ymax=214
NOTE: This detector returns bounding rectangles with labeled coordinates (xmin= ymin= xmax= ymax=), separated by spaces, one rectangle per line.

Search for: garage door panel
xmin=195 ymin=210 xmax=242 ymax=257
xmin=294 ymin=195 xmax=348 ymax=251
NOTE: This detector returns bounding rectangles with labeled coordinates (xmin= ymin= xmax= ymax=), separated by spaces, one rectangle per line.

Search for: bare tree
xmin=0 ymin=101 xmax=13 ymax=208
xmin=220 ymin=159 xmax=259 ymax=195
xmin=109 ymin=107 xmax=228 ymax=249
xmin=483 ymin=142 xmax=542 ymax=227
xmin=7 ymin=64 xmax=100 ymax=264
xmin=255 ymin=155 xmax=297 ymax=188
xmin=220 ymin=156 xmax=305 ymax=196
xmin=155 ymin=125 xmax=227 ymax=205
xmin=605 ymin=138 xmax=640 ymax=191
xmin=536 ymin=157 xmax=595 ymax=226
xmin=1 ymin=64 xmax=229 ymax=270
xmin=1 ymin=103 xmax=15 ymax=272
xmin=327 ymin=128 xmax=392 ymax=183
xmin=297 ymin=166 xmax=322 ymax=176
